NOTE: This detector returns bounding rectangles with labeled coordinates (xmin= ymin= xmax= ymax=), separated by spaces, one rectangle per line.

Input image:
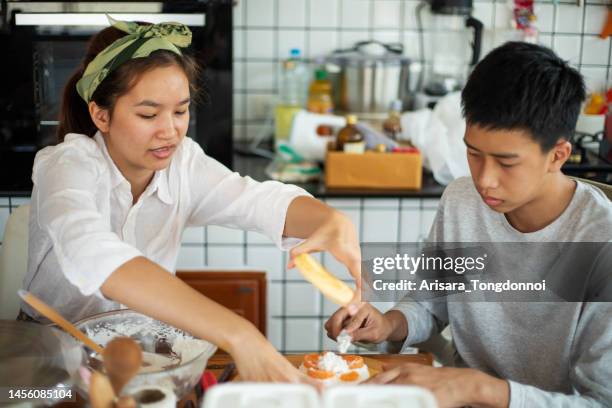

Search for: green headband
xmin=76 ymin=15 xmax=192 ymax=103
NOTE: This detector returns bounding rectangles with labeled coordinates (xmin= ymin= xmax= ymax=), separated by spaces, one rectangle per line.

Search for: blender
xmin=414 ymin=0 xmax=483 ymax=109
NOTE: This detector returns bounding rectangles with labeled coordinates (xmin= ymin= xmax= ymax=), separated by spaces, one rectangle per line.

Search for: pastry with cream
xmin=298 ymin=352 xmax=370 ymax=385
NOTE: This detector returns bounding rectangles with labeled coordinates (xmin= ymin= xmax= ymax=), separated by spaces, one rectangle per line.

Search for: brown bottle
xmin=336 ymin=115 xmax=360 ymax=152
xmin=383 ymin=99 xmax=402 ymax=141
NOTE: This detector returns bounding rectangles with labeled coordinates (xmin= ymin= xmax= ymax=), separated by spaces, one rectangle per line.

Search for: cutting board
xmin=206 ymin=352 xmax=433 ymax=382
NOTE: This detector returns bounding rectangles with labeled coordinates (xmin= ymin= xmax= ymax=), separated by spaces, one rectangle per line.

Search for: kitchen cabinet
xmin=176 ymin=271 xmax=267 ymax=337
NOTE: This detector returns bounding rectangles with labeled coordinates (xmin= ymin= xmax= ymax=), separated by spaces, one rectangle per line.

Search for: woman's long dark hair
xmin=57 ymin=24 xmax=201 ymax=142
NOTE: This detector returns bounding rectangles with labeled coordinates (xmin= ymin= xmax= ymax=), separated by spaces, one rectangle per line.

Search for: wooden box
xmin=325 ymin=151 xmax=422 ymax=190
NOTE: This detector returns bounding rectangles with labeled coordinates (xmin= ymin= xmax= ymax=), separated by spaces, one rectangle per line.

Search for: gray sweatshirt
xmin=392 ymin=177 xmax=612 ymax=407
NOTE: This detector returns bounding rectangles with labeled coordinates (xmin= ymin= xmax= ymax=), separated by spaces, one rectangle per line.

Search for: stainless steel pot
xmin=326 ymin=41 xmax=416 ymax=116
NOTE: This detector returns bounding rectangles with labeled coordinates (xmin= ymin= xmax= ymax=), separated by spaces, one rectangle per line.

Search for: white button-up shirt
xmin=22 ymin=132 xmax=309 ymax=322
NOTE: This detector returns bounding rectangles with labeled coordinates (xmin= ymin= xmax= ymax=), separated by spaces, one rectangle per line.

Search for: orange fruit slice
xmin=339 ymin=370 xmax=359 ymax=382
xmin=307 ymin=368 xmax=335 ymax=380
xmin=342 ymin=355 xmax=364 ymax=369
xmin=303 ymin=353 xmax=320 ymax=369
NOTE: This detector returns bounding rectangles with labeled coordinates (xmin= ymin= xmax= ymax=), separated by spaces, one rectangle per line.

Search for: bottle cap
xmin=290 ymin=48 xmax=301 ymax=58
xmin=315 ymin=69 xmax=328 ymax=80
xmin=346 ymin=114 xmax=358 ymax=124
xmin=391 ymin=99 xmax=403 ymax=112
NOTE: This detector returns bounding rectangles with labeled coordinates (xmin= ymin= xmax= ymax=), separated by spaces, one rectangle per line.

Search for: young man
xmin=326 ymin=42 xmax=612 ymax=407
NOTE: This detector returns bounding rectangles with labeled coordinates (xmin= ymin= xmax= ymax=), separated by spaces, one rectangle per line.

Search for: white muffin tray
xmin=202 ymin=383 xmax=438 ymax=408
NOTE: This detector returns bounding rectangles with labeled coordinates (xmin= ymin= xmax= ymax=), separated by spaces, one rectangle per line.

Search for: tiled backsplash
xmin=176 ymin=196 xmax=440 ymax=352
xmin=233 ymin=0 xmax=611 ymax=141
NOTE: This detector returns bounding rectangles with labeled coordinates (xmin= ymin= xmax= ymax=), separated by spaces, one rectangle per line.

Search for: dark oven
xmin=0 ymin=0 xmax=233 ymax=191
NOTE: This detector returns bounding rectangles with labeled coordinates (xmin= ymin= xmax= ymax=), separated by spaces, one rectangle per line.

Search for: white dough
xmin=336 ymin=330 xmax=352 ymax=354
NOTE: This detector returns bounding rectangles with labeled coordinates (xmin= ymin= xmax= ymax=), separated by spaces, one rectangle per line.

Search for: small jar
xmin=130 ymin=386 xmax=176 ymax=408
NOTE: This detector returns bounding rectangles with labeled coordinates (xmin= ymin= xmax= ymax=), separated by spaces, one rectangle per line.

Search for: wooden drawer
xmin=176 ymin=271 xmax=267 ymax=336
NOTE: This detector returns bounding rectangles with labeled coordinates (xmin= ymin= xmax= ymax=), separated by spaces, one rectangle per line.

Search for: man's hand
xmin=366 ymin=363 xmax=509 ymax=408
xmin=324 ymin=303 xmax=408 ymax=343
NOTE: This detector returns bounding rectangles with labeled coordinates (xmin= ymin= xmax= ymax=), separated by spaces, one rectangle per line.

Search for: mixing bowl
xmin=74 ymin=309 xmax=217 ymax=399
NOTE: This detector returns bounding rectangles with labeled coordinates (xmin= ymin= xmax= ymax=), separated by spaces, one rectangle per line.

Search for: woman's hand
xmin=287 ymin=210 xmax=362 ymax=306
xmin=226 ymin=323 xmax=319 ymax=387
xmin=366 ymin=363 xmax=509 ymax=408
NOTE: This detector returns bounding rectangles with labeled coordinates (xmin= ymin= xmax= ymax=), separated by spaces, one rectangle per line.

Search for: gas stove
xmin=564 ymin=131 xmax=612 ymax=185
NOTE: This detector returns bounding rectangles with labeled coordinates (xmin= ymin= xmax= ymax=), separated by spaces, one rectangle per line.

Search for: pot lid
xmin=328 ymin=41 xmax=410 ymax=66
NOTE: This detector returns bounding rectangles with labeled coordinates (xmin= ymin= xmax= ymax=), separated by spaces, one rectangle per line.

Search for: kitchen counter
xmin=233 ymin=153 xmax=446 ymax=198
xmin=0 ymin=152 xmax=445 ymax=198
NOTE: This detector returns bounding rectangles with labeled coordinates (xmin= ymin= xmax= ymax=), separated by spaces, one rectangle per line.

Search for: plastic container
xmin=307 ymin=69 xmax=334 ymax=114
xmin=275 ymin=49 xmax=308 ymax=145
xmin=202 ymin=383 xmax=319 ymax=408
xmin=322 ymin=385 xmax=437 ymax=408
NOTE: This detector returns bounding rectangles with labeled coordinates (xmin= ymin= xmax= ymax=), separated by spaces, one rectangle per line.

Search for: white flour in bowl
xmin=85 ymin=318 xmax=209 ymax=373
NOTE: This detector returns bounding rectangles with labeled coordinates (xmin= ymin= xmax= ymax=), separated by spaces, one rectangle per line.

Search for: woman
xmin=20 ymin=17 xmax=361 ymax=383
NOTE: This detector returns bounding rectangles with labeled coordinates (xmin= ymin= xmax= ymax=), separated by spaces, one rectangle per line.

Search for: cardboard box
xmin=325 ymin=151 xmax=422 ymax=190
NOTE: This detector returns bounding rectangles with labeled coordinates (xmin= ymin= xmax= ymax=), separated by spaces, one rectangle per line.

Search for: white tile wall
xmin=10 ymin=198 xmax=31 ymax=206
xmin=269 ymin=282 xmax=283 ymax=316
xmin=420 ymin=208 xmax=438 ymax=240
xmin=285 ymin=282 xmax=321 ymax=315
xmin=534 ymin=3 xmax=554 ymax=33
xmin=310 ymin=0 xmax=339 ymax=28
xmin=278 ymin=30 xmax=307 ymax=58
xmin=246 ymin=246 xmax=284 ymax=280
xmin=362 ymin=209 xmax=399 ymax=242
xmin=340 ymin=0 xmax=371 ymax=29
xmin=323 ymin=253 xmax=354 ymax=281
xmin=207 ymin=225 xmax=244 ymax=244
xmin=245 ymin=29 xmax=276 ymax=59
xmin=373 ymin=0 xmax=402 ymax=29
xmin=584 ymin=6 xmax=608 ymax=36
xmin=400 ymin=207 xmax=421 ymax=242
xmin=285 ymin=319 xmax=321 ymax=351
xmin=175 ymin=246 xmax=205 ymax=269
xmin=182 ymin=226 xmax=205 ymax=244
xmin=555 ymin=4 xmax=584 ymax=34
xmin=246 ymin=0 xmax=275 ymax=27
xmin=234 ymin=0 xmax=612 ymax=142
xmin=207 ymin=246 xmax=245 ymax=268
xmin=554 ymin=35 xmax=582 ymax=64
xmin=278 ymin=0 xmax=307 ymax=27
xmin=247 ymin=230 xmax=275 ymax=244
xmin=582 ymin=36 xmax=610 ymax=66
xmin=268 ymin=318 xmax=283 ymax=349
xmin=245 ymin=61 xmax=276 ymax=90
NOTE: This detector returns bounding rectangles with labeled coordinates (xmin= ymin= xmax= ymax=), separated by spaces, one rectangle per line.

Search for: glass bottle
xmin=336 ymin=115 xmax=361 ymax=152
xmin=275 ymin=49 xmax=308 ymax=147
xmin=307 ymin=69 xmax=334 ymax=114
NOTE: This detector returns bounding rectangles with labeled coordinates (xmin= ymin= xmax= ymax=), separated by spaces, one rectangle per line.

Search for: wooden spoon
xmin=18 ymin=290 xmax=104 ymax=354
xmin=89 ymin=371 xmax=116 ymax=408
xmin=103 ymin=337 xmax=143 ymax=398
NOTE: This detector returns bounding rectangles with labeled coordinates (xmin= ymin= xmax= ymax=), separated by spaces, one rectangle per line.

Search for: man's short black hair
xmin=461 ymin=41 xmax=586 ymax=151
